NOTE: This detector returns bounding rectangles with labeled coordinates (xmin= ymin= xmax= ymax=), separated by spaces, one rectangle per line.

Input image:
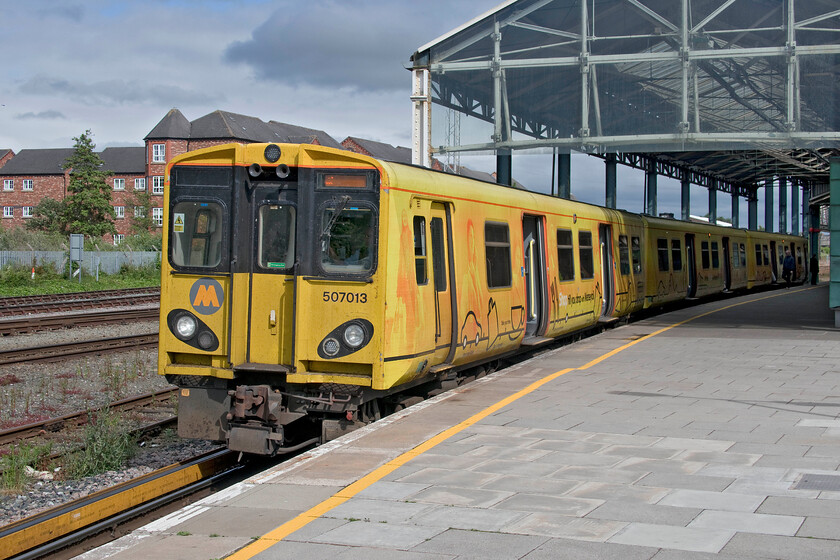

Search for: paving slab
xmin=76 ymin=286 xmax=839 ymax=560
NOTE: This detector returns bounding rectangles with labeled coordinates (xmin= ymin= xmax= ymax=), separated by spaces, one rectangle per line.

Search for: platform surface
xmin=77 ymin=284 xmax=840 ymax=560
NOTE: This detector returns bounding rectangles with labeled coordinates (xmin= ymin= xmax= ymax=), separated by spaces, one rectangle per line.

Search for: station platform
xmin=78 ymin=284 xmax=839 ymax=560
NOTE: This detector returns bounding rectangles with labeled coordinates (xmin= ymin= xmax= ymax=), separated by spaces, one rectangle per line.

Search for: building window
xmin=152 ymin=176 xmax=164 ymax=194
xmin=152 ymin=144 xmax=166 ymax=163
xmin=3 ymin=180 xmax=12 ymax=191
xmin=114 ymin=206 xmax=125 ymax=219
xmin=134 ymin=206 xmax=145 ymax=218
xmin=485 ymin=222 xmax=512 ymax=288
xmin=113 ymin=178 xmax=125 ymax=191
xmin=113 ymin=234 xmax=124 ymax=245
xmin=556 ymin=228 xmax=575 ymax=281
xmin=413 ymin=216 xmax=427 ymax=285
xmin=22 ymin=179 xmax=33 ymax=191
xmin=152 ymin=207 xmax=163 ymax=227
xmin=3 ymin=206 xmax=13 ymax=218
xmin=134 ymin=178 xmax=146 ymax=191
xmin=22 ymin=206 xmax=33 ymax=218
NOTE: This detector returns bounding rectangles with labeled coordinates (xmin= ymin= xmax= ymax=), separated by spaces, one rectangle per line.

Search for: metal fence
xmin=0 ymin=251 xmax=161 ymax=275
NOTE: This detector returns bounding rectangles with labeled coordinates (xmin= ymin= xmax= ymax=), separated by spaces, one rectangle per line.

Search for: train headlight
xmin=264 ymin=144 xmax=281 ymax=163
xmin=343 ymin=324 xmax=365 ymax=348
xmin=322 ymin=337 xmax=341 ymax=357
xmin=176 ymin=315 xmax=197 ymax=339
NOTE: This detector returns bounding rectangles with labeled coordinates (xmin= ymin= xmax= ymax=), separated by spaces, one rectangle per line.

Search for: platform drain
xmin=793 ymin=473 xmax=840 ymax=491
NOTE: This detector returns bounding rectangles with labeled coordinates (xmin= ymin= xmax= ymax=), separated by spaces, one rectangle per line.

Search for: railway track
xmin=0 ymin=288 xmax=160 ymax=317
xmin=0 ymin=448 xmax=241 ymax=560
xmin=0 ymin=306 xmax=159 ymax=336
xmin=0 ymin=333 xmax=158 ymax=366
xmin=0 ymin=388 xmax=177 ymax=448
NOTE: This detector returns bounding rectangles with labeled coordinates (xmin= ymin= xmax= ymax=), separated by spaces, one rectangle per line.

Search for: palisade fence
xmin=0 ymin=250 xmax=161 ymax=275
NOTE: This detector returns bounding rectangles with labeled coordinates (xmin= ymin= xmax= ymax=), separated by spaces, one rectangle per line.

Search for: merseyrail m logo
xmin=189 ymin=278 xmax=224 ymax=315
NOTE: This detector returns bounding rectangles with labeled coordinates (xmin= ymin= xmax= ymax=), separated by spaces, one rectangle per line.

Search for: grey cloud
xmin=19 ymin=75 xmax=224 ymax=107
xmin=15 ymin=110 xmax=67 ymax=120
xmin=224 ymin=0 xmax=489 ymax=92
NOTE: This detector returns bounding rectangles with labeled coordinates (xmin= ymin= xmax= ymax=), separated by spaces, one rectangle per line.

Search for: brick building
xmin=0 ymin=109 xmax=338 ymax=243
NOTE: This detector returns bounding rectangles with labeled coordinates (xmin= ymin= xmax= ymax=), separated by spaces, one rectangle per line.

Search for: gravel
xmin=0 ymin=318 xmax=223 ymax=528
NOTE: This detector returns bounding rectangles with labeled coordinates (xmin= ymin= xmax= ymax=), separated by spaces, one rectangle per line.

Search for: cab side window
xmin=578 ymin=231 xmax=594 ymax=279
xmin=557 ymin=228 xmax=575 ymax=281
xmin=485 ymin=222 xmax=511 ymax=288
xmin=413 ymin=216 xmax=428 ymax=285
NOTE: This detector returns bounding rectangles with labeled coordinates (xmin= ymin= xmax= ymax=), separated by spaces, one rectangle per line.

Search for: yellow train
xmin=159 ymin=142 xmax=807 ymax=455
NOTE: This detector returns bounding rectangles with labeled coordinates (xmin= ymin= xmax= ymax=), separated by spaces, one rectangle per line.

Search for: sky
xmin=0 ymin=0 xmax=798 ymax=229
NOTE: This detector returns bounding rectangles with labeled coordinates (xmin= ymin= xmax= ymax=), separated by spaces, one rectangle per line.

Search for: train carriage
xmin=160 ymin=142 xmax=807 ymax=455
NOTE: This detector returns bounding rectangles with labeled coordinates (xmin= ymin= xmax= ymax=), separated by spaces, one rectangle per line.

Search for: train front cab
xmin=160 ymin=143 xmax=387 ymax=455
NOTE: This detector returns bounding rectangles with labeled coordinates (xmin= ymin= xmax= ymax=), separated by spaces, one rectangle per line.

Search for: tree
xmin=63 ymin=130 xmax=116 ymax=237
xmin=26 ymin=197 xmax=68 ymax=234
xmin=128 ymin=190 xmax=155 ymax=234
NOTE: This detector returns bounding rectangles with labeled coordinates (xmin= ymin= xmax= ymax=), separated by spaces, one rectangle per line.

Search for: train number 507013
xmin=322 ymin=291 xmax=367 ymax=303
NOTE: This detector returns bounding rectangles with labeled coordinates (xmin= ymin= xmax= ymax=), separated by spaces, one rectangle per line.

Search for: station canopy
xmin=411 ymin=0 xmax=840 ymax=187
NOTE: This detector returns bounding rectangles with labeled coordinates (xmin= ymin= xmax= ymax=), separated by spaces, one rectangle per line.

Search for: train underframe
xmin=167 ymin=363 xmax=497 ymax=456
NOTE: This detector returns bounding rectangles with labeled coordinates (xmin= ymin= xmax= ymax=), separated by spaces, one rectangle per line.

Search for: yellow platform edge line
xmin=225 ymin=287 xmax=812 ymax=560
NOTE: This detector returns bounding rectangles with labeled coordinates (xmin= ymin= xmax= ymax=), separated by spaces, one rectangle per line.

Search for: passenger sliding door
xmin=430 ymin=203 xmax=455 ymax=364
xmin=523 ymin=215 xmax=547 ymax=337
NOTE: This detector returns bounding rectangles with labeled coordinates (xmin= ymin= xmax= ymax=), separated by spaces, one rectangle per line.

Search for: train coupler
xmin=227 ymin=422 xmax=284 ymax=455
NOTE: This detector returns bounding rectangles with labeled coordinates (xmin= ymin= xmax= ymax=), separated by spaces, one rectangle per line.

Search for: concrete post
xmin=605 ymin=154 xmax=616 ymax=208
xmin=749 ymin=195 xmax=758 ymax=230
xmin=709 ymin=180 xmax=717 ymax=225
xmin=791 ymin=179 xmax=800 ymax=234
xmin=646 ymin=159 xmax=657 ymax=216
xmin=830 ymin=159 xmax=840 ymax=326
xmin=558 ymin=153 xmax=571 ymax=199
xmin=779 ymin=177 xmax=788 ymax=234
xmin=496 ymin=149 xmax=511 ymax=186
xmin=731 ymin=190 xmax=740 ymax=228
xmin=765 ymin=178 xmax=775 ymax=233
xmin=681 ymin=171 xmax=690 ymax=221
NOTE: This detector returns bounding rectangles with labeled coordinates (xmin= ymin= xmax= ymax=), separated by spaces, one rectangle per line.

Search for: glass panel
xmin=762 ymin=245 xmax=770 ymax=266
xmin=257 ymin=205 xmax=295 ymax=270
xmin=431 ymin=217 xmax=446 ymax=291
xmin=578 ymin=230 xmax=594 ymax=279
xmin=171 ymin=201 xmax=225 ymax=268
xmin=485 ymin=222 xmax=511 ymax=287
xmin=618 ymin=235 xmax=630 ymax=275
xmin=414 ymin=216 xmax=428 ymax=285
xmin=701 ymin=241 xmax=710 ymax=269
xmin=320 ymin=206 xmax=375 ymax=274
xmin=657 ymin=238 xmax=669 ymax=271
xmin=711 ymin=242 xmax=720 ymax=269
xmin=671 ymin=239 xmax=682 ymax=271
xmin=740 ymin=243 xmax=746 ymax=267
xmin=557 ymin=228 xmax=574 ymax=281
xmin=631 ymin=236 xmax=642 ymax=273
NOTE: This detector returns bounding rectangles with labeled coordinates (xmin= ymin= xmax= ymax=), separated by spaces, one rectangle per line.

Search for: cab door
xmin=246 ymin=191 xmax=297 ymax=368
xmin=430 ymin=203 xmax=455 ymax=364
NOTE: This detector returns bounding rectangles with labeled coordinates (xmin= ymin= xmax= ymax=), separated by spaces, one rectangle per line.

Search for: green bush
xmin=65 ymin=409 xmax=136 ymax=479
xmin=0 ymin=228 xmax=67 ymax=251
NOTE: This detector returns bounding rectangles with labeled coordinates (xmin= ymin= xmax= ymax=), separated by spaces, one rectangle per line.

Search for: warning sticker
xmin=173 ymin=213 xmax=185 ymax=233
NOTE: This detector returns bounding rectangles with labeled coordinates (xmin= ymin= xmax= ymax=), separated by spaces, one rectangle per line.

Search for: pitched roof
xmin=145 ymin=108 xmax=191 ymax=140
xmin=268 ymin=120 xmax=343 ymax=149
xmin=0 ymin=147 xmax=145 ymax=175
xmin=185 ymin=110 xmax=341 ymax=149
xmin=100 ymin=147 xmax=145 ymax=173
xmin=0 ymin=148 xmax=74 ymax=175
xmin=343 ymin=137 xmax=411 ymax=163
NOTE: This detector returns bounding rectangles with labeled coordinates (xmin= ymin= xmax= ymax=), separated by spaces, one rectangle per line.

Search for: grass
xmin=63 ymin=408 xmax=136 ymax=479
xmin=0 ymin=443 xmax=53 ymax=493
xmin=0 ymin=262 xmax=160 ymax=297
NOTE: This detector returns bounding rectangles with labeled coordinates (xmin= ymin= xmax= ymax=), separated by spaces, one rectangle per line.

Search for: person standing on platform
xmin=810 ymin=254 xmax=819 ymax=285
xmin=782 ymin=249 xmax=795 ymax=288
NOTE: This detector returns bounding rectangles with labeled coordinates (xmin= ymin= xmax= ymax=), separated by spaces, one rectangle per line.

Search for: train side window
xmin=485 ymin=222 xmax=512 ymax=288
xmin=257 ymin=204 xmax=295 ymax=270
xmin=755 ymin=244 xmax=763 ymax=265
xmin=796 ymin=246 xmax=802 ymax=265
xmin=170 ymin=201 xmax=224 ymax=268
xmin=631 ymin=236 xmax=642 ymax=273
xmin=711 ymin=241 xmax=720 ymax=268
xmin=762 ymin=244 xmax=770 ymax=265
xmin=556 ymin=228 xmax=575 ymax=281
xmin=618 ymin=235 xmax=630 ymax=275
xmin=732 ymin=242 xmax=740 ymax=268
xmin=578 ymin=230 xmax=594 ymax=279
xmin=414 ymin=216 xmax=428 ymax=285
xmin=657 ymin=238 xmax=669 ymax=271
xmin=701 ymin=241 xmax=710 ymax=269
xmin=671 ymin=239 xmax=682 ymax=271
xmin=739 ymin=243 xmax=746 ymax=267
xmin=430 ymin=217 xmax=446 ymax=291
